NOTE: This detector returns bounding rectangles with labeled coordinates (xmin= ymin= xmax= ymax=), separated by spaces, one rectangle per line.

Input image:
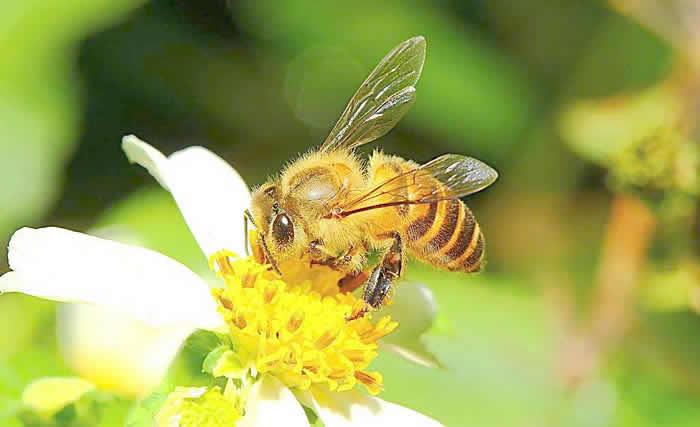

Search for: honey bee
xmin=246 ymin=36 xmax=498 ymax=317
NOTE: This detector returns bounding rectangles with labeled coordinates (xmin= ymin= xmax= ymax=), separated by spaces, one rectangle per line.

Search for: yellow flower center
xmin=209 ymin=251 xmax=396 ymax=395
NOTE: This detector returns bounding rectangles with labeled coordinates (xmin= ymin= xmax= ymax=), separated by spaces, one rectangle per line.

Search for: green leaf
xmin=202 ymin=347 xmax=230 ymax=377
xmin=201 ymin=346 xmax=246 ymax=380
xmin=155 ymin=330 xmax=222 ymax=394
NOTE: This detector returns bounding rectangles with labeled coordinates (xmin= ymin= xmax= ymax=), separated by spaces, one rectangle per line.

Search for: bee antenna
xmin=243 ymin=209 xmax=252 ymax=256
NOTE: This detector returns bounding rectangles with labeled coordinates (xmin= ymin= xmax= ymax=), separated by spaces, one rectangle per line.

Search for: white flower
xmin=56 ymin=228 xmax=193 ymax=398
xmin=57 ymin=303 xmax=191 ymax=398
xmin=0 ymin=135 xmax=444 ymax=427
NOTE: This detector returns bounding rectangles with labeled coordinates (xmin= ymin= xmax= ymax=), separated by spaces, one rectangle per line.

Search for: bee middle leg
xmin=338 ymin=270 xmax=369 ymax=293
xmin=348 ymin=232 xmax=403 ymax=320
xmin=308 ymin=240 xmax=373 ymax=294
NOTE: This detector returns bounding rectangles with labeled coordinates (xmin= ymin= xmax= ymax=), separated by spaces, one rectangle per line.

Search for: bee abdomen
xmin=405 ymin=197 xmax=485 ymax=272
xmin=425 ymin=199 xmax=461 ymax=251
xmin=460 ymin=230 xmax=485 ymax=272
xmin=407 ymin=201 xmax=484 ymax=272
xmin=442 ymin=205 xmax=484 ymax=272
xmin=406 ymin=202 xmax=438 ymax=241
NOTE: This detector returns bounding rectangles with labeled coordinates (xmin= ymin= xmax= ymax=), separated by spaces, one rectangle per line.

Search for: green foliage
xmin=641 ymin=262 xmax=700 ymax=313
xmin=560 ymin=79 xmax=699 ymax=240
xmin=17 ymin=384 xmax=129 ymax=427
xmin=378 ymin=270 xmax=558 ymax=426
xmin=610 ymin=128 xmax=698 ymax=197
xmin=232 ymin=0 xmax=537 ymax=154
xmin=154 ymin=386 xmax=240 ymax=427
xmin=377 ymin=267 xmax=700 ymax=426
xmin=0 ymin=0 xmax=145 ymax=257
xmin=560 ymin=85 xmax=682 ymax=165
xmin=0 ymin=295 xmax=55 ymax=361
xmin=125 ymin=393 xmax=167 ymax=427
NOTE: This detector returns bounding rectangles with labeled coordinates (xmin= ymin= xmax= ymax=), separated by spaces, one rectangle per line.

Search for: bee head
xmin=249 ymin=183 xmax=306 ymax=272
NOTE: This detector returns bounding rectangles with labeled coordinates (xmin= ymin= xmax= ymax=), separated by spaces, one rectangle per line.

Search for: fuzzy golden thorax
xmin=249 ymin=149 xmax=368 ymax=269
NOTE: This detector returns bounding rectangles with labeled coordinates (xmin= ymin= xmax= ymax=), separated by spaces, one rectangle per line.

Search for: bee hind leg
xmin=348 ymin=233 xmax=403 ymax=320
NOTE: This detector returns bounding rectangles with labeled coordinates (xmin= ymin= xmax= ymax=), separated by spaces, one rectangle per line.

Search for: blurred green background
xmin=2 ymin=0 xmax=700 ymax=426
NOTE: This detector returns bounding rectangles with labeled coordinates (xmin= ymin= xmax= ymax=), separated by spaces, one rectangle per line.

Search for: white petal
xmin=1 ymin=227 xmax=223 ymax=330
xmin=301 ymin=388 xmax=444 ymax=427
xmin=381 ymin=281 xmax=437 ymax=343
xmin=122 ymin=135 xmax=250 ymax=257
xmin=120 ymin=135 xmax=171 ymax=190
xmin=381 ymin=342 xmax=441 ymax=369
xmin=57 ymin=303 xmax=192 ymax=398
xmin=239 ymin=376 xmax=309 ymax=427
xmin=379 ymin=282 xmax=441 ymax=368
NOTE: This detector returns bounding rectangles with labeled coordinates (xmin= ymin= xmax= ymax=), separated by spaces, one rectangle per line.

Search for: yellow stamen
xmin=209 ymin=249 xmax=237 ymax=276
xmin=355 ymin=371 xmax=383 ymax=395
xmin=209 ymin=253 xmax=397 ymax=394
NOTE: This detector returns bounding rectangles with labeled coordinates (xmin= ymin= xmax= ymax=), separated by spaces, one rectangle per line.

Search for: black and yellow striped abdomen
xmin=367 ymin=153 xmax=486 ymax=273
xmin=406 ymin=198 xmax=485 ymax=272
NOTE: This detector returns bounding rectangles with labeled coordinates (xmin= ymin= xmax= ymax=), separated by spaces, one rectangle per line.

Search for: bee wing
xmin=333 ymin=154 xmax=498 ymax=217
xmin=416 ymin=154 xmax=499 ymax=198
xmin=320 ymin=36 xmax=426 ymax=153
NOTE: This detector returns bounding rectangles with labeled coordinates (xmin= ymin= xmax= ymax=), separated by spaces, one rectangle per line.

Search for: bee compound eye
xmin=272 ymin=213 xmax=294 ymax=246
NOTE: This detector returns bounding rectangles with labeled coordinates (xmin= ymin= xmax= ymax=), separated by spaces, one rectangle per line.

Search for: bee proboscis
xmin=247 ymin=36 xmax=498 ymax=317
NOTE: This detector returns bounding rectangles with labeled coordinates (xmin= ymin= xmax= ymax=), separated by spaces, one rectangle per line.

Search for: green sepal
xmin=202 ymin=347 xmax=246 ymax=380
xmin=154 ymin=386 xmax=240 ymax=427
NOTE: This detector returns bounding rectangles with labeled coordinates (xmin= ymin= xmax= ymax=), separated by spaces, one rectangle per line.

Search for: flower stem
xmin=590 ymin=194 xmax=656 ymax=345
xmin=559 ymin=193 xmax=656 ymax=387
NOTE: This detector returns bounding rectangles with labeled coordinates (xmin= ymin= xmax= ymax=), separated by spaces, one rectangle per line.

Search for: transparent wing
xmin=320 ymin=36 xmax=426 ymax=152
xmin=330 ymin=154 xmax=498 ymax=218
xmin=419 ymin=154 xmax=499 ymax=198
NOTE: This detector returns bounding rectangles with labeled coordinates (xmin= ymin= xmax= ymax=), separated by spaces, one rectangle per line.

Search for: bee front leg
xmin=348 ymin=233 xmax=403 ymax=320
xmin=309 ymin=240 xmax=362 ymax=271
